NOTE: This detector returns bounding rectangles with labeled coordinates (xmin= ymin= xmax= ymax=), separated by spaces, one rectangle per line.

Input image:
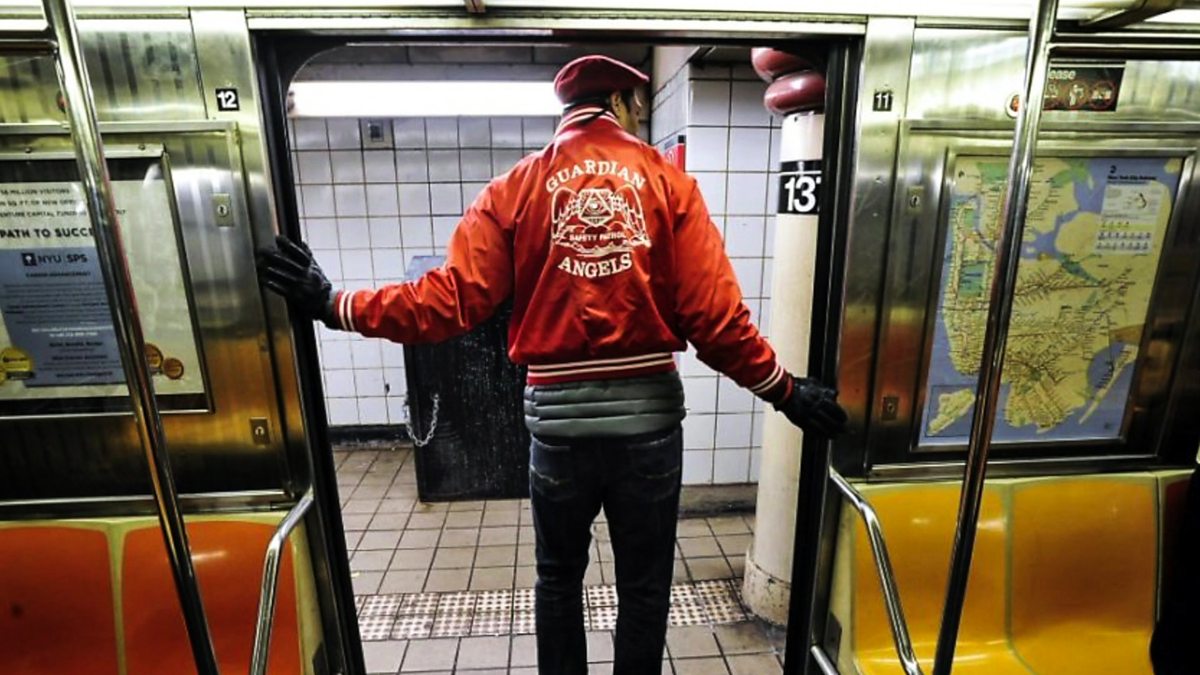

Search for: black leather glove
xmin=257 ymin=235 xmax=337 ymax=325
xmin=774 ymin=376 xmax=848 ymax=437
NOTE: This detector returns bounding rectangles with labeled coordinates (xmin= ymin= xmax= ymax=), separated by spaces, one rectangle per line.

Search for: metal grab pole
xmin=250 ymin=492 xmax=314 ymax=675
xmin=41 ymin=0 xmax=220 ymax=672
xmin=830 ymin=471 xmax=922 ymax=675
xmin=931 ymin=0 xmax=1059 ymax=672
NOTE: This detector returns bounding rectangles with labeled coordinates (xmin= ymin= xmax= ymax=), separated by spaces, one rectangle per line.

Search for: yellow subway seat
xmin=1010 ymin=476 xmax=1157 ymax=675
xmin=852 ymin=483 xmax=1027 ymax=674
xmin=858 ymin=642 xmax=1033 ymax=675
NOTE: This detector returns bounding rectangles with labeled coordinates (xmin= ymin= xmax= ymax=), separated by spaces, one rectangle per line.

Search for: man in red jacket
xmin=261 ymin=55 xmax=846 ymax=674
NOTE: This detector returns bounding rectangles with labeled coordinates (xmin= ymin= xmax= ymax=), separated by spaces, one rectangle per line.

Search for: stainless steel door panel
xmin=0 ymin=124 xmax=289 ymax=504
xmin=0 ymin=19 xmax=204 ymax=124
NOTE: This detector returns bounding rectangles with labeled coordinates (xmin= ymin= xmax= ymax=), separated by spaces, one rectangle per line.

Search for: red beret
xmin=553 ymin=55 xmax=649 ymax=105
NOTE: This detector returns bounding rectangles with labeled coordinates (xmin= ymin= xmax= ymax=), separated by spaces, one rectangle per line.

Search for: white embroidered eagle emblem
xmin=550 ymin=185 xmax=650 ymax=259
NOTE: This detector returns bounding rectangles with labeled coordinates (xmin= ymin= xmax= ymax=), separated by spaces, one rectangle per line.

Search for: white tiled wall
xmin=651 ymin=62 xmax=689 ymax=149
xmin=652 ymin=58 xmax=782 ymax=485
xmin=290 ymin=116 xmax=557 ymax=427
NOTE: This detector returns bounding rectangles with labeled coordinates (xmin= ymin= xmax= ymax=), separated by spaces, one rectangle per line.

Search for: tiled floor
xmin=337 ymin=446 xmax=786 ymax=674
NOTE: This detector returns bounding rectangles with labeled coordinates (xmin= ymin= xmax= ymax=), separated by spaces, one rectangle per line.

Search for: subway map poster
xmin=921 ymin=155 xmax=1182 ymax=446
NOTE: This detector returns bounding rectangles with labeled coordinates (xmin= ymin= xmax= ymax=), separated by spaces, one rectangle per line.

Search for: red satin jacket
xmin=330 ymin=106 xmax=792 ymax=402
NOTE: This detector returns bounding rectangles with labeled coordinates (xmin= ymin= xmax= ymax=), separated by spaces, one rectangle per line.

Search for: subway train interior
xmin=2 ymin=1 xmax=1200 ymax=674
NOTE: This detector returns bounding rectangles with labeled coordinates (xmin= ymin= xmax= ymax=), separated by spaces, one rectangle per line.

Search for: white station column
xmin=743 ymin=110 xmax=824 ymax=624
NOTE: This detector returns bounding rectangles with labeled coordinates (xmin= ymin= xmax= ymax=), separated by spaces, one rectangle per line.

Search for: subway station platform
xmin=337 ymin=447 xmax=786 ymax=674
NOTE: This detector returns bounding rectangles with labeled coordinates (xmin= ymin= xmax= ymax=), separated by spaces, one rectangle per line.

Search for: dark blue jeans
xmin=529 ymin=425 xmax=683 ymax=675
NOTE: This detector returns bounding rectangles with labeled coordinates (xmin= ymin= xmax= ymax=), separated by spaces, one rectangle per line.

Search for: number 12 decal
xmin=215 ymin=87 xmax=240 ymax=112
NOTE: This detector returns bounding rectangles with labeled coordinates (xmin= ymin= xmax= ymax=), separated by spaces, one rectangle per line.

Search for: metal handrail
xmin=1050 ymin=40 xmax=1200 ymax=59
xmin=810 ymin=645 xmax=840 ymax=675
xmin=250 ymin=492 xmax=315 ymax=675
xmin=829 ymin=470 xmax=923 ymax=675
xmin=38 ymin=0 xmax=220 ymax=672
xmin=931 ymin=0 xmax=1058 ymax=672
xmin=0 ymin=31 xmax=55 ymax=53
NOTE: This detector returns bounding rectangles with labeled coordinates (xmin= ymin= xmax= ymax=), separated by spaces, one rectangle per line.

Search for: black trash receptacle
xmin=402 ymin=256 xmax=530 ymax=501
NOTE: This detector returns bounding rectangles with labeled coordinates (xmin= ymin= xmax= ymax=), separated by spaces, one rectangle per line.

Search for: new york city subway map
xmin=921 ymin=156 xmax=1182 ymax=445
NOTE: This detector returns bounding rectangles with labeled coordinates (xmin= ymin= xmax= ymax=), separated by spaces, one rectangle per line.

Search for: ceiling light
xmin=288 ymin=80 xmax=562 ymax=117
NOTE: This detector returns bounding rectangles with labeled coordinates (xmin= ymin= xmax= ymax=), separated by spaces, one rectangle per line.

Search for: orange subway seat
xmin=1010 ymin=476 xmax=1157 ymax=675
xmin=852 ymin=483 xmax=1026 ymax=675
xmin=122 ymin=520 xmax=301 ymax=675
xmin=0 ymin=525 xmax=119 ymax=675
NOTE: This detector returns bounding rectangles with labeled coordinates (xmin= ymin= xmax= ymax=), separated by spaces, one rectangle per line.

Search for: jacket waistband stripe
xmin=528 ymin=352 xmax=673 ymax=373
xmin=526 ymin=364 xmax=676 ymax=385
xmin=527 ymin=357 xmax=675 ymax=380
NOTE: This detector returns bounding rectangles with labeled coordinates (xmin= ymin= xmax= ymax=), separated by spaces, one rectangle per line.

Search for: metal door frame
xmin=250 ymin=21 xmax=863 ymax=675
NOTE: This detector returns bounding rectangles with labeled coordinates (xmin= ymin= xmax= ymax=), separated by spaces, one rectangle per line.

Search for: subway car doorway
xmin=255 ymin=30 xmax=854 ymax=675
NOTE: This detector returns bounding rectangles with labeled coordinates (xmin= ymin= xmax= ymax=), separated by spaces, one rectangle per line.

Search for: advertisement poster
xmin=0 ymin=158 xmax=206 ymax=413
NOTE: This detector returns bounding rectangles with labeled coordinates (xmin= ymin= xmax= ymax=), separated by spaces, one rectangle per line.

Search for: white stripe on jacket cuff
xmin=337 ymin=290 xmax=356 ymax=332
xmin=749 ymin=363 xmax=785 ymax=396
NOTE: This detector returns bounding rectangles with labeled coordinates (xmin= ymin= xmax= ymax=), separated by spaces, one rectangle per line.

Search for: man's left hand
xmin=774 ymin=376 xmax=849 ymax=437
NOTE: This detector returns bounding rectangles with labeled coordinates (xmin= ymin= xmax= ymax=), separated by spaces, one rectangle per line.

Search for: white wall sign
xmin=0 ymin=159 xmax=207 ymax=413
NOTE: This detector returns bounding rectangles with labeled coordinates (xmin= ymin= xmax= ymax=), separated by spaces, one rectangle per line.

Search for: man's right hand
xmin=257 ymin=234 xmax=337 ymax=325
xmin=774 ymin=376 xmax=848 ymax=437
